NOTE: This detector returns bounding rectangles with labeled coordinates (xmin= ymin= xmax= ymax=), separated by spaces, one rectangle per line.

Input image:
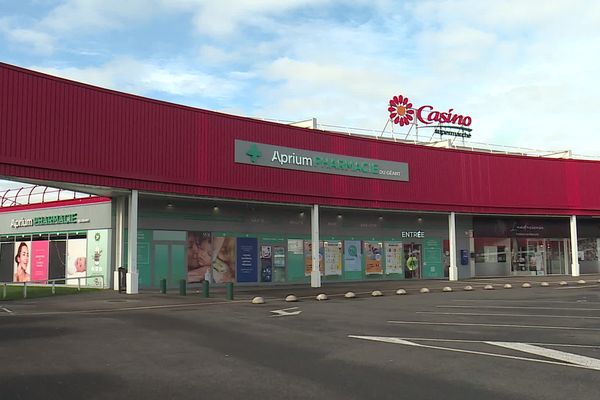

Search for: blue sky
xmin=1 ymin=0 xmax=600 ymax=189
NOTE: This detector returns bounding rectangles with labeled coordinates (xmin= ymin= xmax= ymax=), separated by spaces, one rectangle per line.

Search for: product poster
xmin=364 ymin=241 xmax=383 ymax=275
xmin=67 ymin=238 xmax=88 ymax=285
xmin=304 ymin=241 xmax=324 ymax=276
xmin=30 ymin=240 xmax=49 ymax=283
xmin=187 ymin=231 xmax=212 ymax=283
xmin=260 ymin=245 xmax=272 ymax=259
xmin=87 ymin=230 xmax=109 ymax=288
xmin=13 ymin=240 xmax=32 ymax=282
xmin=384 ymin=241 xmax=403 ymax=274
xmin=344 ymin=240 xmax=362 ymax=272
xmin=288 ymin=239 xmax=304 ymax=255
xmin=212 ymin=235 xmax=236 ymax=283
xmin=422 ymin=239 xmax=443 ymax=279
xmin=261 ymin=257 xmax=272 ymax=282
xmin=273 ymin=246 xmax=286 ymax=267
xmin=324 ymin=242 xmax=342 ymax=276
xmin=236 ymin=237 xmax=258 ymax=283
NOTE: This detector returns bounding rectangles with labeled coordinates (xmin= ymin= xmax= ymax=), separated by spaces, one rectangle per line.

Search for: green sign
xmin=235 ymin=140 xmax=409 ymax=181
xmin=422 ymin=238 xmax=443 ymax=278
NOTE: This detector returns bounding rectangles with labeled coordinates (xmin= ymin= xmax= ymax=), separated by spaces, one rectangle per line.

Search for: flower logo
xmin=388 ymin=95 xmax=414 ymax=126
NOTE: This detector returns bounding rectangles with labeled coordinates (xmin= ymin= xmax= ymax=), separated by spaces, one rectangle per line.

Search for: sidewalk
xmin=2 ymin=274 xmax=598 ymax=316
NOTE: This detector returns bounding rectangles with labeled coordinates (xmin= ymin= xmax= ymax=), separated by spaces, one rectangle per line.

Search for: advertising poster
xmin=87 ymin=230 xmax=109 ymax=288
xmin=261 ymin=258 xmax=272 ymax=282
xmin=343 ymin=240 xmax=362 ymax=272
xmin=324 ymin=242 xmax=342 ymax=276
xmin=384 ymin=241 xmax=403 ymax=274
xmin=212 ymin=236 xmax=236 ymax=283
xmin=422 ymin=239 xmax=443 ymax=279
xmin=0 ymin=243 xmax=15 ymax=282
xmin=67 ymin=238 xmax=87 ymax=285
xmin=273 ymin=246 xmax=286 ymax=267
xmin=237 ymin=237 xmax=258 ymax=283
xmin=13 ymin=240 xmax=32 ymax=282
xmin=304 ymin=241 xmax=324 ymax=276
xmin=364 ymin=241 xmax=383 ymax=275
xmin=30 ymin=240 xmax=49 ymax=282
xmin=288 ymin=239 xmax=304 ymax=255
xmin=187 ymin=231 xmax=212 ymax=283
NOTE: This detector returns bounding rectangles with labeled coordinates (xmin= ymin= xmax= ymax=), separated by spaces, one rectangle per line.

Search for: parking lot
xmin=1 ymin=277 xmax=599 ymax=400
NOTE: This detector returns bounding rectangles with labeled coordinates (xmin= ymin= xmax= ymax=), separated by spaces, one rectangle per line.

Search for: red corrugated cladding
xmin=1 ymin=62 xmax=599 ymax=216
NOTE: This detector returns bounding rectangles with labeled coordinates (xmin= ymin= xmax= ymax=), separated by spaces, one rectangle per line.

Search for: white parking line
xmin=438 ymin=305 xmax=600 ymax=311
xmin=418 ymin=311 xmax=600 ymax=320
xmin=557 ymin=285 xmax=599 ymax=290
xmin=452 ymin=299 xmax=600 ymax=304
xmin=387 ymin=320 xmax=600 ymax=331
xmin=363 ymin=337 xmax=600 ymax=349
xmin=486 ymin=342 xmax=600 ymax=370
xmin=1 ymin=307 xmax=13 ymax=314
xmin=348 ymin=335 xmax=600 ymax=372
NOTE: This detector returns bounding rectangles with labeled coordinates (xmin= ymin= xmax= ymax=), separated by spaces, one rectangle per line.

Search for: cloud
xmin=0 ymin=17 xmax=54 ymax=54
xmin=31 ymin=57 xmax=241 ymax=103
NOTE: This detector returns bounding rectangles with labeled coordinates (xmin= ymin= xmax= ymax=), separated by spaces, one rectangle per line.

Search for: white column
xmin=113 ymin=197 xmax=125 ymax=291
xmin=570 ymin=215 xmax=580 ymax=277
xmin=126 ymin=190 xmax=139 ymax=294
xmin=311 ymin=204 xmax=321 ymax=288
xmin=448 ymin=212 xmax=458 ymax=281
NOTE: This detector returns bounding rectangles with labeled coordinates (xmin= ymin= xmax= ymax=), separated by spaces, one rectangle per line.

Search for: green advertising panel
xmin=86 ymin=229 xmax=109 ymax=288
xmin=422 ymin=238 xmax=443 ymax=278
xmin=286 ymin=238 xmax=307 ymax=282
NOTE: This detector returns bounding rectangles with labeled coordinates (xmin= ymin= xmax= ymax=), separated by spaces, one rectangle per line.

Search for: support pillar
xmin=448 ymin=212 xmax=458 ymax=281
xmin=570 ymin=215 xmax=580 ymax=277
xmin=311 ymin=204 xmax=321 ymax=288
xmin=113 ymin=197 xmax=125 ymax=291
xmin=126 ymin=190 xmax=139 ymax=294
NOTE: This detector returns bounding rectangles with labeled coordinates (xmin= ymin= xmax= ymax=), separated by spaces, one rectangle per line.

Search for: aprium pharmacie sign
xmin=235 ymin=140 xmax=409 ymax=181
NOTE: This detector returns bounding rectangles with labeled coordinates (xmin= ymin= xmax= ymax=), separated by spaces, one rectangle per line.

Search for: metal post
xmin=311 ymin=204 xmax=321 ymax=288
xmin=77 ymin=277 xmax=81 ymax=291
xmin=23 ymin=282 xmax=27 ymax=299
xmin=202 ymin=280 xmax=210 ymax=298
xmin=226 ymin=282 xmax=234 ymax=300
xmin=179 ymin=279 xmax=186 ymax=296
xmin=570 ymin=215 xmax=580 ymax=277
xmin=126 ymin=190 xmax=139 ymax=294
xmin=448 ymin=212 xmax=458 ymax=281
xmin=52 ymin=281 xmax=56 ymax=295
xmin=160 ymin=278 xmax=167 ymax=294
xmin=2 ymin=283 xmax=6 ymax=299
xmin=114 ymin=196 xmax=125 ymax=291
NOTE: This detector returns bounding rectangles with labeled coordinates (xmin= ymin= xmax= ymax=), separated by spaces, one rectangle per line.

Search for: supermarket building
xmin=1 ymin=62 xmax=600 ymax=294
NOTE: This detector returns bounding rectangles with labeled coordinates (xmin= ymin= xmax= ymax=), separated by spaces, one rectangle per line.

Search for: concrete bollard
xmin=396 ymin=289 xmax=407 ymax=295
xmin=316 ymin=293 xmax=329 ymax=301
xmin=371 ymin=290 xmax=383 ymax=297
xmin=559 ymin=281 xmax=568 ymax=286
xmin=484 ymin=284 xmax=494 ymax=290
xmin=577 ymin=280 xmax=587 ymax=285
xmin=285 ymin=295 xmax=298 ymax=302
xmin=251 ymin=296 xmax=265 ymax=304
xmin=503 ymin=284 xmax=512 ymax=289
xmin=522 ymin=283 xmax=532 ymax=288
xmin=464 ymin=285 xmax=474 ymax=291
xmin=419 ymin=288 xmax=430 ymax=294
xmin=344 ymin=292 xmax=356 ymax=299
xmin=442 ymin=286 xmax=453 ymax=292
xmin=540 ymin=282 xmax=550 ymax=287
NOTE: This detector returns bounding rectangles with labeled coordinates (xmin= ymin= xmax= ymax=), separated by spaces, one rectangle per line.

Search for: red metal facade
xmin=1 ymin=62 xmax=599 ymax=216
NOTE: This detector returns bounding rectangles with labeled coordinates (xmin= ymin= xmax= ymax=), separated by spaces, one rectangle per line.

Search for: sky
xmin=1 ymin=0 xmax=600 ymax=191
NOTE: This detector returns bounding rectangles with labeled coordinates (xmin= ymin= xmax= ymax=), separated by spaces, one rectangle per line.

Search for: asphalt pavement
xmin=1 ymin=274 xmax=599 ymax=400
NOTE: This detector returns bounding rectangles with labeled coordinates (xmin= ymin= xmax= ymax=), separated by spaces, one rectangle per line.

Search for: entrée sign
xmin=388 ymin=94 xmax=472 ymax=127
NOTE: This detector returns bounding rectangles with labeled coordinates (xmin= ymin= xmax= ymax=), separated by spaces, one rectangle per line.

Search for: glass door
xmin=546 ymin=239 xmax=568 ymax=275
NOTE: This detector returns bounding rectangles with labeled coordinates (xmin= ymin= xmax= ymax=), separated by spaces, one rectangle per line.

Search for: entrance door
xmin=152 ymin=243 xmax=186 ymax=288
xmin=403 ymin=243 xmax=422 ymax=279
xmin=546 ymin=239 xmax=568 ymax=275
